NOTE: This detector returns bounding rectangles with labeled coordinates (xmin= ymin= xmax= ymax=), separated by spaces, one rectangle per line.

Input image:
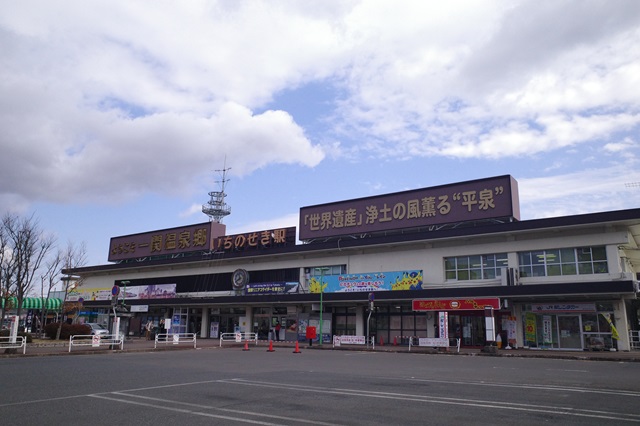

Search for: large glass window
xmin=309 ymin=265 xmax=346 ymax=277
xmin=445 ymin=253 xmax=508 ymax=281
xmin=333 ymin=307 xmax=356 ymax=336
xmin=518 ymin=247 xmax=608 ymax=278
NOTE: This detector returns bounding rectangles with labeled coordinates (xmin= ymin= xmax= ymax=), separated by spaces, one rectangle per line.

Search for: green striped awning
xmin=1 ymin=297 xmax=63 ymax=310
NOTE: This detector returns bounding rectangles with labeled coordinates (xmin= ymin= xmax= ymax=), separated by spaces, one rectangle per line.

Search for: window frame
xmin=518 ymin=246 xmax=608 ymax=278
xmin=444 ymin=253 xmax=508 ymax=282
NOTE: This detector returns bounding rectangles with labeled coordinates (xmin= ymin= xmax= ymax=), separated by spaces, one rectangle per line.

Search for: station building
xmin=65 ymin=175 xmax=640 ymax=351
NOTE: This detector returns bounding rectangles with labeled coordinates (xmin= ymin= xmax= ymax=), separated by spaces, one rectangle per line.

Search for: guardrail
xmin=219 ymin=332 xmax=258 ymax=347
xmin=409 ymin=337 xmax=461 ymax=353
xmin=0 ymin=336 xmax=26 ymax=354
xmin=630 ymin=330 xmax=640 ymax=351
xmin=154 ymin=333 xmax=197 ymax=349
xmin=69 ymin=334 xmax=124 ymax=352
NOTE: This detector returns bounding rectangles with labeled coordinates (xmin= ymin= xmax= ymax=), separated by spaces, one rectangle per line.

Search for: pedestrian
xmin=145 ymin=320 xmax=153 ymax=340
xmin=275 ymin=321 xmax=281 ymax=341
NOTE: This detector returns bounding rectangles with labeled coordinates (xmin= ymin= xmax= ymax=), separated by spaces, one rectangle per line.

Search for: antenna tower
xmin=202 ymin=166 xmax=231 ymax=223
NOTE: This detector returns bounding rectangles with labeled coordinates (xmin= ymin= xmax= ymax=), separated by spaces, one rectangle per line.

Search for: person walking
xmin=274 ymin=321 xmax=281 ymax=341
xmin=145 ymin=320 xmax=153 ymax=340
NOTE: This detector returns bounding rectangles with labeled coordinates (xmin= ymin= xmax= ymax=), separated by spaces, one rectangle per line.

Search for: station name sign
xmin=299 ymin=175 xmax=520 ymax=240
xmin=108 ymin=222 xmax=225 ymax=262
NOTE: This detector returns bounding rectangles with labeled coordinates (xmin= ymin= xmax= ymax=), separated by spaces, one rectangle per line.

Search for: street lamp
xmin=120 ymin=281 xmax=130 ymax=307
xmin=314 ymin=267 xmax=330 ymax=346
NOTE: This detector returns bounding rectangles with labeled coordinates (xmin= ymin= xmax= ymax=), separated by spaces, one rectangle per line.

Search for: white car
xmin=87 ymin=323 xmax=109 ymax=336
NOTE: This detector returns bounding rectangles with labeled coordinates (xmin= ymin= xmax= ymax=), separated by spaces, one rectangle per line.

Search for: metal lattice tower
xmin=202 ymin=166 xmax=231 ymax=223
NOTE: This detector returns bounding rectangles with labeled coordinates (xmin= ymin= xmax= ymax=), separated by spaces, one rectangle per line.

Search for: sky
xmin=1 ymin=0 xmax=640 ymax=267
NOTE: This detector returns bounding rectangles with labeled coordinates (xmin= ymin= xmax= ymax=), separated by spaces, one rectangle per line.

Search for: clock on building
xmin=232 ymin=269 xmax=249 ymax=290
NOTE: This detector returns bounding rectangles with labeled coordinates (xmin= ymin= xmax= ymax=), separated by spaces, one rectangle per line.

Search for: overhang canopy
xmin=1 ymin=297 xmax=63 ymax=310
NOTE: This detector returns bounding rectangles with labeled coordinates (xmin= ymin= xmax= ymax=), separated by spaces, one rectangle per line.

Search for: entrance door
xmin=462 ymin=316 xmax=485 ymax=347
xmin=558 ymin=315 xmax=582 ymax=349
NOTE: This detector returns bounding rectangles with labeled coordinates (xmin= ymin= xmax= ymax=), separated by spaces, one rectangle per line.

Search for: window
xmin=309 ymin=265 xmax=346 ymax=277
xmin=445 ymin=253 xmax=508 ymax=281
xmin=518 ymin=247 xmax=608 ymax=278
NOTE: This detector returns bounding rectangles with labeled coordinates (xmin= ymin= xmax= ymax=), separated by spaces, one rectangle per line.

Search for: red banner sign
xmin=412 ymin=298 xmax=500 ymax=311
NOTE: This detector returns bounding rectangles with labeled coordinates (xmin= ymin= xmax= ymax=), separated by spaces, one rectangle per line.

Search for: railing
xmin=69 ymin=334 xmax=124 ymax=352
xmin=219 ymin=332 xmax=258 ymax=347
xmin=630 ymin=330 xmax=640 ymax=351
xmin=0 ymin=336 xmax=26 ymax=354
xmin=154 ymin=333 xmax=197 ymax=349
xmin=409 ymin=337 xmax=461 ymax=353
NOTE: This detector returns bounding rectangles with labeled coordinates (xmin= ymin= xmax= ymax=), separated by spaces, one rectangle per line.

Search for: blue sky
xmin=2 ymin=1 xmax=640 ymax=267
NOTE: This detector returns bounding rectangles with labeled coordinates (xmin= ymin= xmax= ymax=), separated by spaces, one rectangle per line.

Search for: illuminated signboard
xmin=412 ymin=298 xmax=500 ymax=311
xmin=69 ymin=284 xmax=177 ymax=301
xmin=108 ymin=222 xmax=225 ymax=262
xmin=299 ymin=175 xmax=519 ymax=240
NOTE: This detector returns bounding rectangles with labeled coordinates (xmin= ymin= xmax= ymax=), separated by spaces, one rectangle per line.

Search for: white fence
xmin=219 ymin=332 xmax=258 ymax=347
xmin=409 ymin=337 xmax=461 ymax=353
xmin=154 ymin=333 xmax=197 ymax=349
xmin=630 ymin=330 xmax=640 ymax=351
xmin=0 ymin=336 xmax=26 ymax=354
xmin=69 ymin=334 xmax=124 ymax=352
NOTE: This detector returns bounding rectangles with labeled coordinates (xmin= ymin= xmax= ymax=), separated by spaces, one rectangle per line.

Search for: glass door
xmin=557 ymin=315 xmax=582 ymax=349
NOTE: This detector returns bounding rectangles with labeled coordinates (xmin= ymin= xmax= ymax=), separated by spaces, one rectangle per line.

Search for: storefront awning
xmin=1 ymin=297 xmax=63 ymax=310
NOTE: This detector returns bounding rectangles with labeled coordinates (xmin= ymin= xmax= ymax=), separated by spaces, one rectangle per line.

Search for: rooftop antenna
xmin=202 ymin=162 xmax=231 ymax=223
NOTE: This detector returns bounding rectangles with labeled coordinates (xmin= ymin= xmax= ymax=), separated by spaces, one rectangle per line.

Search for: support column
xmin=201 ymin=308 xmax=209 ymax=338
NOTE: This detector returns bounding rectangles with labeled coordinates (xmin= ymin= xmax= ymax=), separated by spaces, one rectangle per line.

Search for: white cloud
xmin=518 ymin=164 xmax=640 ymax=219
xmin=1 ymin=0 xmax=640 ymax=211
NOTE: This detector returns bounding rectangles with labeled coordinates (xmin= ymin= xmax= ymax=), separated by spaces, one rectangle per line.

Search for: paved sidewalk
xmin=2 ymin=337 xmax=640 ymax=362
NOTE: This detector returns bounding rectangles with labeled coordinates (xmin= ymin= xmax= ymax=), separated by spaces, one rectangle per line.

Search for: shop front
xmin=522 ymin=302 xmax=618 ymax=350
xmin=413 ymin=297 xmax=502 ymax=348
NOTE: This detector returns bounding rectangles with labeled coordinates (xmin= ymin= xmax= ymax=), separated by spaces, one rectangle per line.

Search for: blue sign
xmin=310 ymin=270 xmax=424 ymax=293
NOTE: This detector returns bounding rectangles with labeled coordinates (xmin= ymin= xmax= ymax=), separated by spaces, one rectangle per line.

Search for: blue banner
xmin=246 ymin=282 xmax=299 ymax=295
xmin=310 ymin=270 xmax=423 ymax=293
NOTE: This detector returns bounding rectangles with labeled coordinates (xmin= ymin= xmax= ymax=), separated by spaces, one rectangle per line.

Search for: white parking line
xmin=218 ymin=378 xmax=640 ymax=423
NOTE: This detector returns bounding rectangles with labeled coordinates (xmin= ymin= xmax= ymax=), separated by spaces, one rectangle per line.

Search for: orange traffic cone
xmin=243 ymin=341 xmax=250 ymax=351
xmin=267 ymin=340 xmax=275 ymax=352
xmin=380 ymin=336 xmax=384 ymax=346
xmin=293 ymin=341 xmax=301 ymax=354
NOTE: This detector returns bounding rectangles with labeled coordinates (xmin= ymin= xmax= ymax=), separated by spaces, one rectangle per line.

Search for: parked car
xmin=87 ymin=323 xmax=109 ymax=336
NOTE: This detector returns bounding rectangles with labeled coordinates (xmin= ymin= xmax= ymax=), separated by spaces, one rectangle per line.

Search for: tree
xmin=39 ymin=247 xmax=63 ymax=338
xmin=3 ymin=214 xmax=55 ymax=332
xmin=0 ymin=215 xmax=15 ymax=323
xmin=55 ymin=241 xmax=87 ymax=340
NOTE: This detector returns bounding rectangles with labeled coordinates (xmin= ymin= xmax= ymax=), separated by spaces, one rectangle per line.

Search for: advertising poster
xmin=210 ymin=322 xmax=219 ymax=339
xmin=439 ymin=312 xmax=449 ymax=339
xmin=543 ymin=315 xmax=553 ymax=344
xmin=525 ymin=313 xmax=537 ymax=343
xmin=309 ymin=270 xmax=423 ymax=293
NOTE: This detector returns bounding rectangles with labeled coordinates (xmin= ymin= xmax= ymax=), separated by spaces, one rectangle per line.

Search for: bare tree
xmin=0 ymin=214 xmax=16 ymax=323
xmin=39 ymin=248 xmax=63 ymax=338
xmin=4 ymin=214 xmax=56 ymax=332
xmin=55 ymin=241 xmax=87 ymax=340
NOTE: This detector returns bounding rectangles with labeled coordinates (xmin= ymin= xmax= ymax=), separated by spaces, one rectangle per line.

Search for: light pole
xmin=315 ymin=267 xmax=330 ymax=346
xmin=120 ymin=281 xmax=130 ymax=307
